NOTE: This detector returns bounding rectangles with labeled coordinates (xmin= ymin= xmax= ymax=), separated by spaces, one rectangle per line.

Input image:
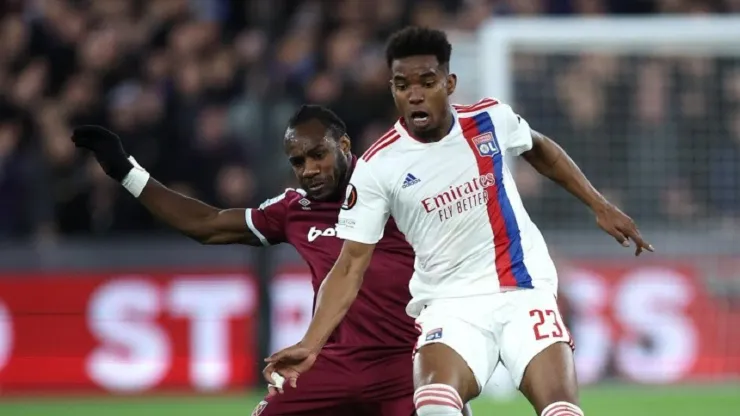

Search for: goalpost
xmin=479 ymin=17 xmax=740 ymax=104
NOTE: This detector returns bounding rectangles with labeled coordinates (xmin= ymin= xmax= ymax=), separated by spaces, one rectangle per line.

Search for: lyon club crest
xmin=472 ymin=132 xmax=499 ymax=157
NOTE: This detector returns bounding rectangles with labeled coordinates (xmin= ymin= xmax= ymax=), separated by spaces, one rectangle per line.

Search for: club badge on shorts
xmin=251 ymin=400 xmax=268 ymax=416
xmin=472 ymin=132 xmax=499 ymax=157
xmin=425 ymin=328 xmax=443 ymax=341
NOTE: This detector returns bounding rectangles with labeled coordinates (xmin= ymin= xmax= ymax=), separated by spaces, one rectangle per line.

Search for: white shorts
xmin=413 ymin=288 xmax=574 ymax=390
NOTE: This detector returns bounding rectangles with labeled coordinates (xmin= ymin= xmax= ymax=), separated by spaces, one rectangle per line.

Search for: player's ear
xmin=339 ymin=134 xmax=351 ymax=154
xmin=446 ymin=73 xmax=457 ymax=96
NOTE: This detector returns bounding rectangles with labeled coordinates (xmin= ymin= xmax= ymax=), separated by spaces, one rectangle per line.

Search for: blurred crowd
xmin=0 ymin=0 xmax=739 ymax=242
xmin=513 ymin=52 xmax=740 ymax=230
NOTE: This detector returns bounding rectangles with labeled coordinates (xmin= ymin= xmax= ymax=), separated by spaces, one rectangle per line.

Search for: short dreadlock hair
xmin=385 ymin=26 xmax=452 ymax=70
xmin=286 ymin=104 xmax=347 ymax=140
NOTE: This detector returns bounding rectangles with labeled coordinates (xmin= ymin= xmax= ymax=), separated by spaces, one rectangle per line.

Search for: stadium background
xmin=0 ymin=0 xmax=739 ymax=415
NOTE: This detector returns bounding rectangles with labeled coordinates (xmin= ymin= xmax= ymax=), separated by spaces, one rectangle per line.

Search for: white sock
xmin=414 ymin=383 xmax=464 ymax=416
xmin=541 ymin=401 xmax=584 ymax=416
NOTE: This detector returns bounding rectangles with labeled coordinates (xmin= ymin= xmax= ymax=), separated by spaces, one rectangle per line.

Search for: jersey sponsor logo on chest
xmin=420 ymin=173 xmax=495 ymax=223
xmin=307 ymin=226 xmax=337 ymax=242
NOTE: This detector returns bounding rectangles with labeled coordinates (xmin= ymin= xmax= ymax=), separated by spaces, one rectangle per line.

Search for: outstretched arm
xmin=71 ymin=125 xmax=262 ymax=246
xmin=521 ymin=130 xmax=654 ymax=255
xmin=300 ymin=240 xmax=375 ymax=351
xmin=521 ymin=130 xmax=607 ymax=211
xmin=136 ymin=179 xmax=260 ymax=245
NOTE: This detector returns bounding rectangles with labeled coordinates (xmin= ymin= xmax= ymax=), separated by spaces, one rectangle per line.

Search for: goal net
xmin=477 ymin=17 xmax=740 ymax=246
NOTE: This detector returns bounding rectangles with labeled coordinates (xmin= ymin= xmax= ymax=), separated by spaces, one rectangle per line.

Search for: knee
xmin=540 ymin=401 xmax=584 ymax=416
xmin=414 ymin=384 xmax=464 ymax=416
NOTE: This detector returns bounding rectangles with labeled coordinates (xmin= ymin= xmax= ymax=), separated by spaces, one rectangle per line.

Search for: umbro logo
xmin=299 ymin=198 xmax=311 ymax=210
xmin=402 ymin=173 xmax=421 ymax=188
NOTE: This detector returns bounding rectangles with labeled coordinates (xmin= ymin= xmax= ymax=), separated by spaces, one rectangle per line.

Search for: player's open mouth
xmin=410 ymin=111 xmax=430 ymax=128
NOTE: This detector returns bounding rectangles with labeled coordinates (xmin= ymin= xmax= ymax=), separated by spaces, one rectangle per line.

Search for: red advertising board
xmin=270 ymin=261 xmax=740 ymax=385
xmin=0 ymin=271 xmax=258 ymax=394
xmin=0 ymin=260 xmax=737 ymax=395
xmin=560 ymin=259 xmax=740 ymax=384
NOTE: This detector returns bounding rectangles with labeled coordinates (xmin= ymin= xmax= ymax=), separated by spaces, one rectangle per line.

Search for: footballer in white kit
xmin=336 ymin=97 xmax=564 ymax=389
xmin=266 ymin=27 xmax=653 ymax=416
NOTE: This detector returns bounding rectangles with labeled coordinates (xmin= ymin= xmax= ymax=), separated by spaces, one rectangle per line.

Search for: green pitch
xmin=0 ymin=385 xmax=737 ymax=416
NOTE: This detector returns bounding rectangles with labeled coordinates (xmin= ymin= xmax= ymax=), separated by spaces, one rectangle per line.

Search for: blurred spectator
xmin=0 ymin=0 xmax=737 ymax=241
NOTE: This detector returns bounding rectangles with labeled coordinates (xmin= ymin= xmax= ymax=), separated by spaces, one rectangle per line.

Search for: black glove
xmin=71 ymin=125 xmax=134 ymax=182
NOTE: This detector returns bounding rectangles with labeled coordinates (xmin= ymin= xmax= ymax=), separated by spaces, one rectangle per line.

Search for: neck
xmin=330 ymin=153 xmax=354 ymax=201
xmin=418 ymin=109 xmax=454 ymax=143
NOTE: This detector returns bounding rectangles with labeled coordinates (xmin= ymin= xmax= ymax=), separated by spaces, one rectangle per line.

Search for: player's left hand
xmin=594 ymin=203 xmax=654 ymax=256
xmin=263 ymin=343 xmax=317 ymax=395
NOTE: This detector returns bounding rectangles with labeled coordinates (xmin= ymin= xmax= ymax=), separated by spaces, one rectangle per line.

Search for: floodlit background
xmin=0 ymin=0 xmax=739 ymax=415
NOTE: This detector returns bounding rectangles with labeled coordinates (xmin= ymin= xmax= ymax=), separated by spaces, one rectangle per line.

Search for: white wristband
xmin=270 ymin=372 xmax=285 ymax=389
xmin=121 ymin=156 xmax=150 ymax=198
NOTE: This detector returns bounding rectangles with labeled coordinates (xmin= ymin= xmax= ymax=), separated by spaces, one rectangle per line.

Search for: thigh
xmin=498 ymin=289 xmax=578 ymax=412
xmin=358 ymin=353 xmax=415 ymax=403
xmin=255 ymin=401 xmax=356 ymax=416
xmin=413 ymin=304 xmax=499 ymax=402
xmin=255 ymin=353 xmax=354 ymax=415
xmin=354 ymin=396 xmax=416 ymax=416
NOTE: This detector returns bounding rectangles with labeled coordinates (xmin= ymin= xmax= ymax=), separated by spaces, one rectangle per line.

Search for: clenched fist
xmin=71 ymin=125 xmax=133 ymax=182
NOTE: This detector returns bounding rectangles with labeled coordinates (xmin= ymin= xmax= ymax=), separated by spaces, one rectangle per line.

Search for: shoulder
xmin=258 ymin=188 xmax=307 ymax=210
xmin=360 ymin=125 xmax=404 ymax=164
xmin=454 ymin=97 xmax=520 ymax=127
xmin=452 ymin=97 xmax=502 ymax=117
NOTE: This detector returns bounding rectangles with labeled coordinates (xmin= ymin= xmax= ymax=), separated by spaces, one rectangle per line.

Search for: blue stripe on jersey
xmin=473 ymin=112 xmax=533 ymax=289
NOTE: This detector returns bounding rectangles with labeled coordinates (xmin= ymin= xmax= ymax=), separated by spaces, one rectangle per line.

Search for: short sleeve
xmin=336 ymin=160 xmax=390 ymax=245
xmin=493 ymin=104 xmax=533 ymax=156
xmin=245 ymin=190 xmax=291 ymax=246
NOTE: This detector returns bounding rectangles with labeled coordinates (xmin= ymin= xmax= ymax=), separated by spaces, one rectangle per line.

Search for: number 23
xmin=530 ymin=309 xmax=564 ymax=340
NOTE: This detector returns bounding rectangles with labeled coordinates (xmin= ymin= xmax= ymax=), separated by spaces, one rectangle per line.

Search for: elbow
xmin=187 ymin=232 xmax=212 ymax=245
xmin=195 ymin=235 xmax=215 ymax=245
xmin=187 ymin=212 xmax=226 ymax=244
xmin=184 ymin=225 xmax=220 ymax=245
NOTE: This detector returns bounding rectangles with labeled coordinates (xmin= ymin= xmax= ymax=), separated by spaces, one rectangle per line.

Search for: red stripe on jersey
xmin=453 ymin=98 xmax=499 ymax=114
xmin=361 ymin=129 xmax=396 ymax=161
xmin=454 ymin=97 xmax=498 ymax=110
xmin=362 ymin=132 xmax=400 ymax=161
xmin=458 ymin=116 xmax=518 ymax=288
xmin=364 ymin=129 xmax=396 ymax=154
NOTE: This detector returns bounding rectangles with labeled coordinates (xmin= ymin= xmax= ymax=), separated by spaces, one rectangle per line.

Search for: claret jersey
xmin=245 ymin=158 xmax=417 ymax=360
xmin=336 ymin=98 xmax=558 ymax=317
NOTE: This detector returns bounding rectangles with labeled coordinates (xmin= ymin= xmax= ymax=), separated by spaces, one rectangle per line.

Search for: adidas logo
xmin=402 ymin=173 xmax=421 ymax=188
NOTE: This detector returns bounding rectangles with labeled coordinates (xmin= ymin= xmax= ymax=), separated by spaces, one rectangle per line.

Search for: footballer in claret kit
xmin=71 ymin=104 xmax=473 ymax=415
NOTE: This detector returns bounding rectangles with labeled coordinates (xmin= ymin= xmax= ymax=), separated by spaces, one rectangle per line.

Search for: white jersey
xmin=336 ymin=98 xmax=558 ymax=318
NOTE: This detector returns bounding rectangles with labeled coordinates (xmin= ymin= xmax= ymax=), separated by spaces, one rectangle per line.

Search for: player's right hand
xmin=263 ymin=343 xmax=318 ymax=395
xmin=71 ymin=125 xmax=134 ymax=182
